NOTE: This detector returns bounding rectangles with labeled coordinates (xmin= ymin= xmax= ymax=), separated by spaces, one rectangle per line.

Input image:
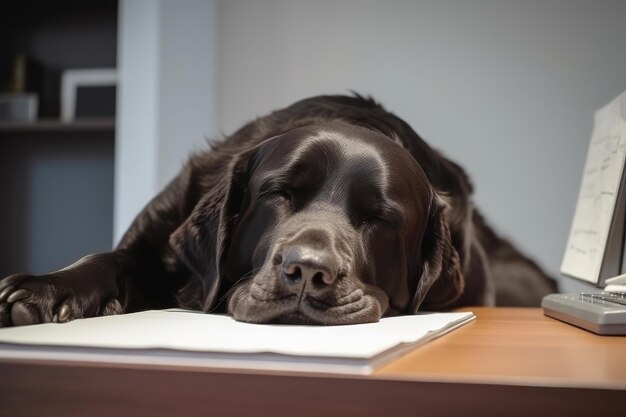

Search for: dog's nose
xmin=279 ymin=246 xmax=337 ymax=288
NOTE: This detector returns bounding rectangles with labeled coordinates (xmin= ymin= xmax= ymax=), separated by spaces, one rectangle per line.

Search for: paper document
xmin=0 ymin=309 xmax=475 ymax=374
xmin=561 ymin=91 xmax=626 ymax=284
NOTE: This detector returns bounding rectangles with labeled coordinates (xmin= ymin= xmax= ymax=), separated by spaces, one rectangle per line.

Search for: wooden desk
xmin=0 ymin=308 xmax=623 ymax=416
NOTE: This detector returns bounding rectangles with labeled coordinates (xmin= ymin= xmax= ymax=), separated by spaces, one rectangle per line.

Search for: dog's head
xmin=171 ymin=122 xmax=464 ymax=324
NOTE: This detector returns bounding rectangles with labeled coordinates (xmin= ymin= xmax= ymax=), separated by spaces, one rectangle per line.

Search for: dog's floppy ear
xmin=169 ymin=147 xmax=255 ymax=312
xmin=410 ymin=194 xmax=465 ymax=312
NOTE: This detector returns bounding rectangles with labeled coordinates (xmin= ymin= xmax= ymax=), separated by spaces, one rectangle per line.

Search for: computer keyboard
xmin=542 ymin=292 xmax=626 ymax=335
xmin=579 ymin=292 xmax=626 ymax=306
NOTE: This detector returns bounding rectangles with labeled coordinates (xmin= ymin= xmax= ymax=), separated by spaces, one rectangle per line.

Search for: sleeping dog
xmin=0 ymin=94 xmax=557 ymax=327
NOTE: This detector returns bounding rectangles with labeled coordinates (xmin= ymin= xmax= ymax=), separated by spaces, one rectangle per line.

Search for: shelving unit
xmin=0 ymin=119 xmax=115 ymax=133
xmin=0 ymin=0 xmax=118 ymax=276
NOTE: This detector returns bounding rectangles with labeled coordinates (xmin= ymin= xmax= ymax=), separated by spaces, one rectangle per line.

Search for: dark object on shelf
xmin=75 ymin=86 xmax=116 ymax=119
xmin=1 ymin=54 xmax=41 ymax=94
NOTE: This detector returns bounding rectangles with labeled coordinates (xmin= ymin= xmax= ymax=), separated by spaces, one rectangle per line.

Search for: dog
xmin=0 ymin=94 xmax=557 ymax=327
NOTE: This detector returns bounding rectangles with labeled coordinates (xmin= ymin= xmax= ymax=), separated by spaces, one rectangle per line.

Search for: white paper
xmin=0 ymin=309 xmax=474 ymax=373
xmin=561 ymin=91 xmax=626 ymax=283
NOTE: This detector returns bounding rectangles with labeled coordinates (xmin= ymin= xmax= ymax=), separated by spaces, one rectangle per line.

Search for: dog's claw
xmin=11 ymin=302 xmax=40 ymax=326
xmin=0 ymin=285 xmax=14 ymax=303
xmin=58 ymin=304 xmax=71 ymax=322
xmin=0 ymin=276 xmax=14 ymax=290
xmin=7 ymin=289 xmax=30 ymax=303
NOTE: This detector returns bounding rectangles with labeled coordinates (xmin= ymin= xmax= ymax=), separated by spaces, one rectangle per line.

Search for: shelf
xmin=0 ymin=119 xmax=115 ymax=133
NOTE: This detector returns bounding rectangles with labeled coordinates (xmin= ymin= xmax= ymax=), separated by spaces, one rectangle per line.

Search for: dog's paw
xmin=0 ymin=273 xmax=122 ymax=327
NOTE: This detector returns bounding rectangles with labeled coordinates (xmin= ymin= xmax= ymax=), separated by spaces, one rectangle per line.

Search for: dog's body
xmin=0 ymin=95 xmax=557 ymax=327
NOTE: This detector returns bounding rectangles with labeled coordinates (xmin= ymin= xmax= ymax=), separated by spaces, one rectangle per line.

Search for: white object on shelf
xmin=61 ymin=68 xmax=117 ymax=122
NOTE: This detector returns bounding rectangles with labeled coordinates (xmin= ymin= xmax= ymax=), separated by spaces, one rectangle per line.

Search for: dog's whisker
xmin=207 ymin=267 xmax=262 ymax=314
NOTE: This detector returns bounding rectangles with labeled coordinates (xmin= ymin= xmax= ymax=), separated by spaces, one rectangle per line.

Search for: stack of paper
xmin=0 ymin=309 xmax=475 ymax=374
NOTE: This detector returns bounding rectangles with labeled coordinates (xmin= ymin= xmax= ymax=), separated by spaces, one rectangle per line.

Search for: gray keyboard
xmin=542 ymin=292 xmax=626 ymax=335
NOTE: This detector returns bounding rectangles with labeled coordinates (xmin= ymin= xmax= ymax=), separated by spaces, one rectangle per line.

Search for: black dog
xmin=0 ymin=95 xmax=557 ymax=327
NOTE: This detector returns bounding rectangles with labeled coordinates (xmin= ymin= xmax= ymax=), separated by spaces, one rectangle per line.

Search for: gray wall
xmin=117 ymin=0 xmax=626 ymax=292
xmin=0 ymin=132 xmax=114 ymax=276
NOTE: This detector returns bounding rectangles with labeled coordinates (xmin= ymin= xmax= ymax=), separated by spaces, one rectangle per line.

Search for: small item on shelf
xmin=0 ymin=93 xmax=39 ymax=123
xmin=0 ymin=55 xmax=41 ymax=122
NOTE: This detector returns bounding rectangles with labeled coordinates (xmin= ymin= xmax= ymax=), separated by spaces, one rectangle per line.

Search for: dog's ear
xmin=169 ymin=148 xmax=255 ymax=312
xmin=410 ymin=194 xmax=465 ymax=312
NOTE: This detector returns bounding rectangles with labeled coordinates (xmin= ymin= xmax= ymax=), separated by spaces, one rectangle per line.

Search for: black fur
xmin=0 ymin=94 xmax=557 ymax=327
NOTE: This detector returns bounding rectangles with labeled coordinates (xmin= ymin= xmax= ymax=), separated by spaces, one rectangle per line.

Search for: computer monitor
xmin=560 ymin=90 xmax=626 ymax=288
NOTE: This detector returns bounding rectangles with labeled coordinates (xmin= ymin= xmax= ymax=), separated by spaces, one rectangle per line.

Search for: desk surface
xmin=0 ymin=308 xmax=623 ymax=417
xmin=378 ymin=307 xmax=626 ymax=388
